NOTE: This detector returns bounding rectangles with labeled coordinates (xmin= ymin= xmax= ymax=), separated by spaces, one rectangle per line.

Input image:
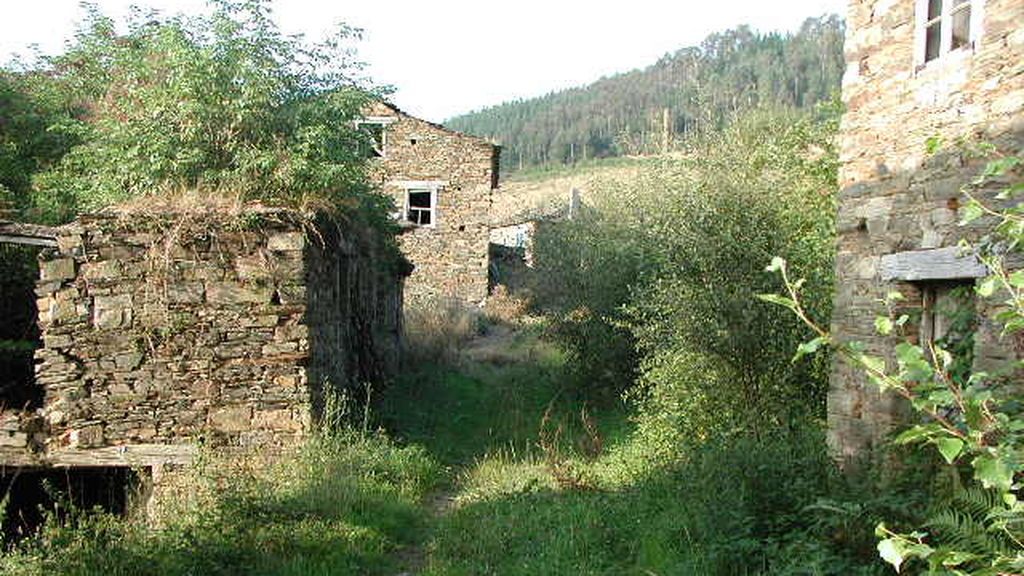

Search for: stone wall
xmin=0 ymin=206 xmax=405 ymax=469
xmin=830 ymin=0 xmax=1024 ymax=461
xmin=366 ymin=101 xmax=499 ymax=305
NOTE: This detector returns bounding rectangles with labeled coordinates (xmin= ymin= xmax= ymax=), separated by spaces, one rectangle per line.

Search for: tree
xmin=6 ymin=0 xmax=385 ymax=224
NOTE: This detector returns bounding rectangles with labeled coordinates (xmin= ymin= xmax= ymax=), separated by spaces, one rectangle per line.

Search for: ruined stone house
xmin=360 ymin=101 xmax=500 ymax=305
xmin=829 ymin=0 xmax=1023 ymax=461
xmin=0 ymin=206 xmax=406 ymax=527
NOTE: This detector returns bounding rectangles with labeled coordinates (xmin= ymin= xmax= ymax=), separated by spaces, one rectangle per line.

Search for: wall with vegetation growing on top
xmin=0 ymin=205 xmax=406 ymax=474
xmin=830 ymin=0 xmax=1024 ymax=462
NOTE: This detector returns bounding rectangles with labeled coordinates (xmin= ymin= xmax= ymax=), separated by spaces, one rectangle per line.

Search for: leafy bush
xmin=533 ymin=104 xmax=838 ymax=438
xmin=4 ymin=0 xmax=386 ymax=224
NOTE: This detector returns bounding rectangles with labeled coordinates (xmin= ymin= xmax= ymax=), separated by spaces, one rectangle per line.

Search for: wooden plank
xmin=0 ymin=220 xmax=60 ymax=247
xmin=47 ymin=444 xmax=197 ymax=468
xmin=880 ymin=246 xmax=989 ymax=281
xmin=0 ymin=234 xmax=58 ymax=247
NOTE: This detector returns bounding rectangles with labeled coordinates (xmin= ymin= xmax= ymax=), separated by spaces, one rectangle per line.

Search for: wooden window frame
xmin=915 ymin=0 xmax=984 ymax=69
xmin=404 ymin=186 xmax=439 ymax=228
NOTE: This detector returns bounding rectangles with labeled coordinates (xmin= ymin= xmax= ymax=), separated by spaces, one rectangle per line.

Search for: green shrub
xmin=4 ymin=0 xmax=387 ymax=225
xmin=533 ymin=104 xmax=838 ymax=437
xmin=1 ymin=430 xmax=442 ymax=576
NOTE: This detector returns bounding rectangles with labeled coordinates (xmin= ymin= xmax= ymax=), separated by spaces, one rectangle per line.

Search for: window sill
xmin=914 ymin=44 xmax=975 ymax=77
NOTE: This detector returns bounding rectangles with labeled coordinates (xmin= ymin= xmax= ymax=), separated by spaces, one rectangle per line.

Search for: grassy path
xmin=379 ymin=321 xmax=637 ymax=575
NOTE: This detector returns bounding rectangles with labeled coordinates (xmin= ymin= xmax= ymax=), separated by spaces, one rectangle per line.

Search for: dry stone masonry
xmin=0 ymin=206 xmax=406 ymax=474
xmin=364 ymin=101 xmax=500 ymax=305
xmin=830 ymin=0 xmax=1023 ymax=461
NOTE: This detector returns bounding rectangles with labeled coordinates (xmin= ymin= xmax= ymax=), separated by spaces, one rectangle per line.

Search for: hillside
xmin=446 ymin=15 xmax=845 ymax=173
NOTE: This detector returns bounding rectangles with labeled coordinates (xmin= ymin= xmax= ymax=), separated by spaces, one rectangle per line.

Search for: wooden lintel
xmin=880 ymin=246 xmax=989 ymax=282
xmin=0 ymin=443 xmax=201 ymax=472
xmin=0 ymin=221 xmax=60 ymax=247
xmin=0 ymin=234 xmax=58 ymax=247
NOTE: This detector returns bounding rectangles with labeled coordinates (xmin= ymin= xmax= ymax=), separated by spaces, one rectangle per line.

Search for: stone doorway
xmin=0 ymin=242 xmax=44 ymax=411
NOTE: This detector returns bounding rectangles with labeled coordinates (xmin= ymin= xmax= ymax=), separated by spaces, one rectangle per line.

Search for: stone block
xmin=206 ymin=282 xmax=273 ymax=306
xmin=0 ymin=431 xmax=28 ymax=448
xmin=262 ymin=341 xmax=298 ymax=356
xmin=254 ymin=409 xmax=303 ymax=432
xmin=93 ymin=294 xmax=133 ymax=329
xmin=83 ymin=260 xmax=121 ymax=281
xmin=208 ymin=405 xmax=252 ymax=433
xmin=274 ymin=324 xmax=308 ymax=342
xmin=267 ymin=232 xmax=305 ymax=252
xmin=40 ymin=258 xmax=75 ymax=282
xmin=68 ymin=424 xmax=104 ymax=448
xmin=167 ymin=282 xmax=205 ymax=304
xmin=114 ymin=352 xmax=144 ymax=371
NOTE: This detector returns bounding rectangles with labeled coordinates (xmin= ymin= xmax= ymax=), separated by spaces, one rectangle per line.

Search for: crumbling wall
xmin=304 ymin=217 xmax=405 ymax=416
xmin=366 ymin=101 xmax=499 ymax=305
xmin=830 ymin=0 xmax=1024 ymax=461
xmin=0 ymin=207 xmax=405 ymax=470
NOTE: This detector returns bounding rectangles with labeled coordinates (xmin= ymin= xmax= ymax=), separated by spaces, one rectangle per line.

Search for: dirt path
xmin=393 ymin=487 xmax=457 ymax=576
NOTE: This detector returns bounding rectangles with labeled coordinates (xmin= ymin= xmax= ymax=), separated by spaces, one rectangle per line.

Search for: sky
xmin=0 ymin=0 xmax=848 ymax=122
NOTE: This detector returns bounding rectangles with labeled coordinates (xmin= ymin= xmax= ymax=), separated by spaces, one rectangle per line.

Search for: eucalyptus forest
xmin=0 ymin=2 xmax=1021 ymax=576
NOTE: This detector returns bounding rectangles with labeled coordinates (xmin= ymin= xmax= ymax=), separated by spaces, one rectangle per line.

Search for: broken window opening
xmin=0 ymin=466 xmax=149 ymax=542
xmin=406 ymin=189 xmax=436 ymax=227
xmin=919 ymin=281 xmax=977 ymax=386
xmin=355 ymin=116 xmax=396 ymax=158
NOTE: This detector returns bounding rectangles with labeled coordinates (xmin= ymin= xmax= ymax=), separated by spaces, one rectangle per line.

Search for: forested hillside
xmin=446 ymin=15 xmax=844 ymax=172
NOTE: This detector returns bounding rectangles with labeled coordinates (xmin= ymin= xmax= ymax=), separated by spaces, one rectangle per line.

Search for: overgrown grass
xmin=1 ymin=431 xmax=443 ymax=576
xmin=423 ymin=426 xmax=908 ymax=576
xmin=379 ymin=323 xmax=624 ymax=466
xmin=375 ymin=326 xmax=912 ymax=576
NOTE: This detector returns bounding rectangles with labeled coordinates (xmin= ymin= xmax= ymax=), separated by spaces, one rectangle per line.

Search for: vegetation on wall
xmin=2 ymin=0 xmax=387 ymax=225
xmin=447 ymin=16 xmax=844 ymax=172
xmin=765 ymin=145 xmax=1024 ymax=574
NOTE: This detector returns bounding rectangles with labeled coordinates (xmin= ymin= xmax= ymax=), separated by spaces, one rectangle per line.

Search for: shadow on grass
xmin=424 ymin=430 xmax=899 ymax=576
xmin=379 ymin=361 xmax=633 ymax=466
xmin=0 ymin=435 xmax=442 ymax=576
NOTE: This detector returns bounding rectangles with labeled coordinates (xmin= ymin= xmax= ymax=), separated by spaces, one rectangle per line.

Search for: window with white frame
xmin=355 ymin=116 xmax=396 ymax=158
xmin=918 ymin=0 xmax=982 ymax=66
xmin=405 ymin=187 xmax=437 ymax=227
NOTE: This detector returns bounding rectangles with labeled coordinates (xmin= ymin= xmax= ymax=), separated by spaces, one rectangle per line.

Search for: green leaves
xmin=756 ymin=293 xmax=797 ymax=312
xmin=765 ymin=256 xmax=787 ymax=273
xmin=972 ymin=455 xmax=1014 ymax=493
xmin=875 ymin=316 xmax=894 ymax=335
xmin=935 ymin=437 xmax=964 ymax=464
xmin=876 ymin=528 xmax=936 ymax=573
xmin=793 ymin=336 xmax=829 ymax=362
xmin=15 ymin=2 xmax=379 ymax=221
xmin=877 ymin=537 xmax=906 ymax=571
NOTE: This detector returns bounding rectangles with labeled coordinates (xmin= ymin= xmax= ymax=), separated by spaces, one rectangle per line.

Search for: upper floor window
xmin=405 ymin=186 xmax=439 ymax=227
xmin=919 ymin=0 xmax=982 ymax=66
xmin=355 ymin=116 xmax=396 ymax=158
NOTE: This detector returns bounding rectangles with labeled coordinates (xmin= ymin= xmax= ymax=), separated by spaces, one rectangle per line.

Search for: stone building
xmin=829 ymin=0 xmax=1023 ymax=461
xmin=361 ymin=101 xmax=500 ymax=305
xmin=0 ymin=206 xmax=406 ymax=522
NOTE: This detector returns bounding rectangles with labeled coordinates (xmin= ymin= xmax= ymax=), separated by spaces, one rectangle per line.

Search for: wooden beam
xmin=880 ymin=246 xmax=989 ymax=282
xmin=0 ymin=234 xmax=58 ymax=247
xmin=46 ymin=444 xmax=197 ymax=468
xmin=0 ymin=221 xmax=60 ymax=247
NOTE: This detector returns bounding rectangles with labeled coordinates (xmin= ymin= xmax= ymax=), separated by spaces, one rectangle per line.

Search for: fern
xmin=923 ymin=487 xmax=1021 ymax=569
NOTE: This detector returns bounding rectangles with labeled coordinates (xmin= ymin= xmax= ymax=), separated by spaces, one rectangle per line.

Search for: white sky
xmin=0 ymin=0 xmax=848 ymax=122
